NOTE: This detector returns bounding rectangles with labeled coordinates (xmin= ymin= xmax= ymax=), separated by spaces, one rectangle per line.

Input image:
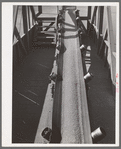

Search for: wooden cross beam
xmin=44 ymin=22 xmax=55 ymax=31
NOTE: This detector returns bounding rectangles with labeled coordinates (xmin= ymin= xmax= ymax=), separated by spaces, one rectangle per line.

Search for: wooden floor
xmin=83 ymin=35 xmax=115 ymax=144
xmin=12 ymin=45 xmax=55 ymax=143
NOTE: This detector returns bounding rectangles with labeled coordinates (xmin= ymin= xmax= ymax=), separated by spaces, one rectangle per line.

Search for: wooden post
xmin=91 ymin=6 xmax=98 ymax=24
xmin=99 ymin=7 xmax=104 ymax=36
xmin=107 ymin=6 xmax=116 ymax=93
xmin=97 ymin=6 xmax=104 ymax=53
xmin=88 ymin=6 xmax=91 ymax=20
xmin=38 ymin=6 xmax=42 ymax=13
xmin=87 ymin=6 xmax=97 ymax=35
xmin=13 ymin=6 xmax=19 ymax=41
xmin=27 ymin=6 xmax=30 ymax=29
xmin=14 ymin=26 xmax=27 ymax=55
xmin=22 ymin=6 xmax=30 ymax=52
xmin=30 ymin=6 xmax=36 ymax=22
xmin=22 ymin=6 xmax=28 ymax=34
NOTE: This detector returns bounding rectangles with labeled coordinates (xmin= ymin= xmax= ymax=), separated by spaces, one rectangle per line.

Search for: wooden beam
xmin=80 ymin=16 xmax=88 ymax=20
xmin=35 ymin=6 xmax=42 ymax=17
xmin=79 ymin=19 xmax=87 ymax=33
xmin=106 ymin=6 xmax=116 ymax=86
xmin=99 ymin=6 xmax=104 ymax=35
xmin=91 ymin=6 xmax=98 ymax=24
xmin=13 ymin=6 xmax=19 ymax=40
xmin=27 ymin=6 xmax=30 ymax=29
xmin=30 ymin=6 xmax=37 ymax=22
xmin=22 ymin=6 xmax=29 ymax=52
xmin=44 ymin=22 xmax=55 ymax=31
xmin=87 ymin=6 xmax=98 ymax=35
xmin=14 ymin=26 xmax=27 ymax=55
xmin=38 ymin=6 xmax=42 ymax=13
xmin=98 ymin=29 xmax=107 ymax=56
xmin=22 ymin=6 xmax=28 ymax=34
xmin=88 ymin=6 xmax=91 ymax=19
xmin=97 ymin=7 xmax=104 ymax=53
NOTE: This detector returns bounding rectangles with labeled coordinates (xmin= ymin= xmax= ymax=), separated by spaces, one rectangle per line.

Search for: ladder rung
xmin=38 ymin=20 xmax=55 ymax=23
xmin=37 ymin=17 xmax=56 ymax=20
xmin=37 ymin=33 xmax=55 ymax=36
xmin=38 ymin=31 xmax=56 ymax=34
xmin=37 ymin=36 xmax=55 ymax=39
xmin=34 ymin=41 xmax=56 ymax=44
xmin=37 ymin=26 xmax=55 ymax=28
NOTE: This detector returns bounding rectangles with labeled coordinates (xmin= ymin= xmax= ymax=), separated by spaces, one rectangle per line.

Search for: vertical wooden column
xmin=37 ymin=6 xmax=42 ymax=31
xmin=27 ymin=6 xmax=30 ymax=30
xmin=106 ymin=6 xmax=116 ymax=94
xmin=97 ymin=6 xmax=104 ymax=53
xmin=87 ymin=6 xmax=91 ymax=34
xmin=13 ymin=6 xmax=19 ymax=41
xmin=88 ymin=6 xmax=91 ymax=20
xmin=22 ymin=6 xmax=29 ymax=52
xmin=30 ymin=6 xmax=36 ymax=22
xmin=14 ymin=26 xmax=27 ymax=55
xmin=38 ymin=6 xmax=42 ymax=14
xmin=87 ymin=6 xmax=97 ymax=36
xmin=22 ymin=6 xmax=28 ymax=34
xmin=91 ymin=6 xmax=98 ymax=24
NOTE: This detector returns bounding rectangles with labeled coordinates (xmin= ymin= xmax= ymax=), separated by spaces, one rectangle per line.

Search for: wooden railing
xmin=87 ymin=6 xmax=116 ymax=96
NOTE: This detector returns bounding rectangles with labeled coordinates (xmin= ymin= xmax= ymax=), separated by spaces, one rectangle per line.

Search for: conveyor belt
xmin=34 ymin=8 xmax=92 ymax=144
xmin=60 ymin=9 xmax=92 ymax=144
